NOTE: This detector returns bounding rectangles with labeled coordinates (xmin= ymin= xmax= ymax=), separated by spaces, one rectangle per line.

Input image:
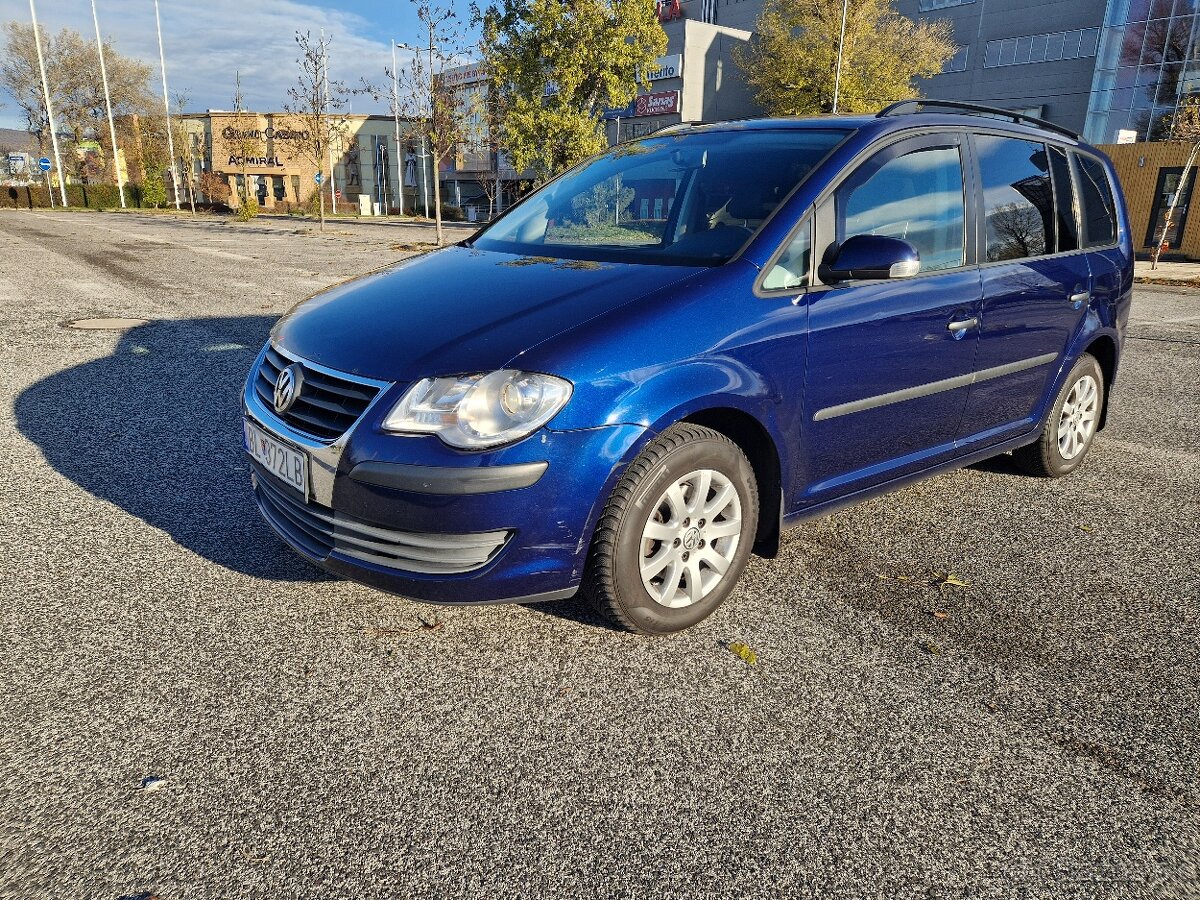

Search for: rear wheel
xmin=583 ymin=423 xmax=758 ymax=635
xmin=1013 ymin=353 xmax=1104 ymax=478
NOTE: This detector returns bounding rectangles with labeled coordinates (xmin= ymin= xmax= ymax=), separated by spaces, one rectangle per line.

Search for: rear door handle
xmin=1069 ymin=291 xmax=1089 ymax=309
xmin=947 ymin=317 xmax=979 ymax=336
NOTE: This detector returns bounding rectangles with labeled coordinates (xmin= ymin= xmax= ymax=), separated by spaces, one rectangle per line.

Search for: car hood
xmin=272 ymin=246 xmax=706 ymax=381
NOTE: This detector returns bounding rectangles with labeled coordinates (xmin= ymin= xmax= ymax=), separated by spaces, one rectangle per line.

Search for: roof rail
xmin=876 ymin=99 xmax=1080 ymax=141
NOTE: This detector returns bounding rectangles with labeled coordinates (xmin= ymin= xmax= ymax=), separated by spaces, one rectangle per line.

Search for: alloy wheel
xmin=1057 ymin=373 xmax=1099 ymax=461
xmin=639 ymin=468 xmax=743 ymax=609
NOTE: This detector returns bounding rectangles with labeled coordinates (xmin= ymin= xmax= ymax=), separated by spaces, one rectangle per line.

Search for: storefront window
xmin=273 ymin=176 xmax=285 ymax=201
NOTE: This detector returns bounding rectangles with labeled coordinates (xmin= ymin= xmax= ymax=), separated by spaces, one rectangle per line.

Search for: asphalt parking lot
xmin=1 ymin=209 xmax=1197 ymax=899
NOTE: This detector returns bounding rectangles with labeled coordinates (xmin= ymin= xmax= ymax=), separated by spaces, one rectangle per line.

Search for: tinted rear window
xmin=975 ymin=134 xmax=1055 ymax=262
xmin=1074 ymin=153 xmax=1117 ymax=247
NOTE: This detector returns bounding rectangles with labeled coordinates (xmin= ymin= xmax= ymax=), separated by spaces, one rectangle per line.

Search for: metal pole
xmin=154 ymin=0 xmax=181 ymax=208
xmin=29 ymin=0 xmax=68 ymax=206
xmin=832 ymin=0 xmax=849 ymax=114
xmin=392 ymin=40 xmax=404 ymax=215
xmin=91 ymin=0 xmax=126 ymax=207
xmin=323 ymin=30 xmax=337 ymax=215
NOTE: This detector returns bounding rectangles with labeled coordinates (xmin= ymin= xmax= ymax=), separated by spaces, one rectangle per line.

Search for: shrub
xmin=440 ymin=203 xmax=465 ymax=222
xmin=141 ymin=169 xmax=167 ymax=208
xmin=236 ymin=197 xmax=260 ymax=221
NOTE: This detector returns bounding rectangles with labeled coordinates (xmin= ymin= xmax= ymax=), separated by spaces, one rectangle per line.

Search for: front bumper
xmin=243 ymin=354 xmax=645 ymax=604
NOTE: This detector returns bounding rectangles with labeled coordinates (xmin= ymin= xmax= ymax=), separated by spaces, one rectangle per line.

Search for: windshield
xmin=473 ymin=128 xmax=850 ymax=266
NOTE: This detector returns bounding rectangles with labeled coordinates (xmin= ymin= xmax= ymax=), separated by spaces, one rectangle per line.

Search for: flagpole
xmin=832 ymin=0 xmax=849 ymax=114
xmin=28 ymin=0 xmax=68 ymax=206
xmin=154 ymin=0 xmax=181 ymax=208
xmin=322 ymin=30 xmax=337 ymax=215
xmin=91 ymin=0 xmax=126 ymax=207
xmin=392 ymin=40 xmax=404 ymax=215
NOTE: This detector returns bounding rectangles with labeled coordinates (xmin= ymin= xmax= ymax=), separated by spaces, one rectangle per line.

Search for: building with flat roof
xmin=178 ymin=112 xmax=431 ymax=215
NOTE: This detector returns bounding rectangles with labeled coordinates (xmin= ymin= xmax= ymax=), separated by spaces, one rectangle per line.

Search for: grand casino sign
xmin=220 ymin=125 xmax=311 ymax=169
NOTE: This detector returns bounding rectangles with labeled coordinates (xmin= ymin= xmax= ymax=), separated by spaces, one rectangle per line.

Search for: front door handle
xmin=1069 ymin=291 xmax=1089 ymax=309
xmin=947 ymin=317 xmax=979 ymax=339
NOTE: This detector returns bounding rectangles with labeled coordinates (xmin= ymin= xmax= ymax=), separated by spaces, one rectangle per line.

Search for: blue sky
xmin=0 ymin=0 xmax=479 ymax=130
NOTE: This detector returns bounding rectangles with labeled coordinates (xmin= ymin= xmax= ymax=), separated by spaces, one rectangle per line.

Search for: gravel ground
xmin=0 ymin=209 xmax=1197 ymax=900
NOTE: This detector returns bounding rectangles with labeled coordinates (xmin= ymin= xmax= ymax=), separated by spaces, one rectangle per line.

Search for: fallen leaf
xmin=932 ymin=611 xmax=950 ymax=620
xmin=921 ymin=640 xmax=942 ymax=656
xmin=727 ymin=641 xmax=758 ymax=666
xmin=933 ymin=571 xmax=971 ymax=588
xmin=1077 ymin=523 xmax=1094 ymax=533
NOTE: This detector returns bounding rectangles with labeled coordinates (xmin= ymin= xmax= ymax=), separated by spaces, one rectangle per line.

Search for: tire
xmin=1012 ymin=353 xmax=1105 ymax=478
xmin=582 ymin=423 xmax=759 ymax=635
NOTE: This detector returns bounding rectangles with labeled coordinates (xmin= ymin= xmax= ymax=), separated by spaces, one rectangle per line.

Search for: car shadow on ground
xmin=966 ymin=452 xmax=1038 ymax=477
xmin=16 ymin=316 xmax=331 ymax=583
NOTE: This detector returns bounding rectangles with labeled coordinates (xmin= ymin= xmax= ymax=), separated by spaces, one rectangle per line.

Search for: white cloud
xmin=1 ymin=0 xmax=429 ymax=126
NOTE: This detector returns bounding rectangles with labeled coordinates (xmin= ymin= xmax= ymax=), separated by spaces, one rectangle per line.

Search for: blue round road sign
xmin=314 ymin=172 xmax=323 ymax=185
xmin=38 ymin=157 xmax=51 ymax=172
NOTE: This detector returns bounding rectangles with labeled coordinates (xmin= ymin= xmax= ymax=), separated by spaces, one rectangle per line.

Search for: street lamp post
xmin=90 ymin=0 xmax=126 ymax=207
xmin=28 ymin=0 xmax=68 ymax=206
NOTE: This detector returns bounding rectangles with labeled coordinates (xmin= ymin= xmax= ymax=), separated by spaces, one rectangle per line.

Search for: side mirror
xmin=818 ymin=234 xmax=921 ymax=283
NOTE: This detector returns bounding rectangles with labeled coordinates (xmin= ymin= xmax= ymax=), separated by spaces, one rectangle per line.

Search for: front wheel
xmin=1013 ymin=353 xmax=1105 ymax=478
xmin=582 ymin=423 xmax=759 ymax=635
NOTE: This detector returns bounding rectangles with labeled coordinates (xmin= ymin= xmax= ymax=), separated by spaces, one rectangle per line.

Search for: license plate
xmin=244 ymin=419 xmax=308 ymax=500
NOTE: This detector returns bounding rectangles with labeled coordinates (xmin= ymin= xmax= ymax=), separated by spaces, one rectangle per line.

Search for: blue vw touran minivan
xmin=243 ymin=102 xmax=1132 ymax=634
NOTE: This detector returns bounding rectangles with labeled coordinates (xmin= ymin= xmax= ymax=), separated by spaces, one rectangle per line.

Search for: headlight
xmin=382 ymin=370 xmax=572 ymax=449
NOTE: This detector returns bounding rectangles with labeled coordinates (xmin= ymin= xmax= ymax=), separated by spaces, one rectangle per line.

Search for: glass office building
xmin=1085 ymin=1 xmax=1200 ymax=143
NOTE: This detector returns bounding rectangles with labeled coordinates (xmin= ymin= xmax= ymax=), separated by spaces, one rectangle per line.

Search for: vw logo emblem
xmin=682 ymin=527 xmax=702 ymax=551
xmin=274 ymin=363 xmax=304 ymax=415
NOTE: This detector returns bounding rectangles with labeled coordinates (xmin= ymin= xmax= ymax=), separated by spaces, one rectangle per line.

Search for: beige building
xmin=1102 ymin=141 xmax=1200 ymax=260
xmin=179 ymin=112 xmax=433 ymax=214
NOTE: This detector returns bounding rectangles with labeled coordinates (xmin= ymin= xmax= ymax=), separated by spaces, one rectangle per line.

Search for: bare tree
xmin=228 ymin=72 xmax=263 ymax=217
xmin=1151 ymin=95 xmax=1200 ymax=269
xmin=172 ymin=90 xmax=196 ymax=214
xmin=279 ymin=30 xmax=361 ymax=232
xmin=397 ymin=1 xmax=469 ymax=245
xmin=987 ymin=203 xmax=1047 ymax=261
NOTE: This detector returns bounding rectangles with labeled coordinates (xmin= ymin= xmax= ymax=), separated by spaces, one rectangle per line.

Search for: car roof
xmin=654 ymin=111 xmax=1088 ymax=149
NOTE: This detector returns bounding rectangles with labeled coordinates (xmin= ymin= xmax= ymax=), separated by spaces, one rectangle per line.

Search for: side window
xmin=762 ymin=219 xmax=811 ymax=291
xmin=975 ymin=135 xmax=1055 ymax=261
xmin=1048 ymin=145 xmax=1079 ymax=253
xmin=836 ymin=144 xmax=966 ymax=272
xmin=1074 ymin=153 xmax=1118 ymax=247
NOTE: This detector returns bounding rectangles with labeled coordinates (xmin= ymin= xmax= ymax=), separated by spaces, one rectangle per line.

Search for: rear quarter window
xmin=1073 ymin=153 xmax=1118 ymax=247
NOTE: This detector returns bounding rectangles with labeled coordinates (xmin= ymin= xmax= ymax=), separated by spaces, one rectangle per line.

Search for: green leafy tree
xmin=1 ymin=21 xmax=152 ymax=181
xmin=141 ymin=167 xmax=167 ymax=208
xmin=476 ymin=0 xmax=666 ymax=183
xmin=734 ymin=0 xmax=956 ymax=115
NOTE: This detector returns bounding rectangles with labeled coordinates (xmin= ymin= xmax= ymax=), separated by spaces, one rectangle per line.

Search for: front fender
xmin=550 ymin=356 xmax=776 ymax=431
